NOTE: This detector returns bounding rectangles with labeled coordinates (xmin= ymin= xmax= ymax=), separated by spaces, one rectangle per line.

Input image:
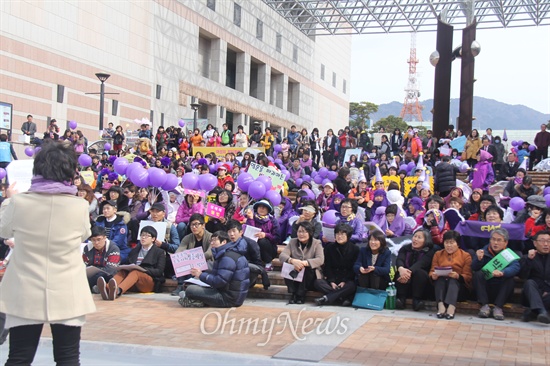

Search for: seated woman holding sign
xmin=279 ymin=221 xmax=324 ymax=305
xmin=205 ymin=189 xmax=236 ymax=234
xmin=430 ymin=230 xmax=472 ymax=320
xmin=98 ymin=226 xmax=166 ymax=300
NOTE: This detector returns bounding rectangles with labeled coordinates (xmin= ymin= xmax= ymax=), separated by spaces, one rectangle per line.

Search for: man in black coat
xmin=314 ymin=223 xmax=359 ymax=306
xmin=500 ymin=153 xmax=520 ymax=181
xmin=520 ymin=230 xmax=550 ymax=324
xmin=434 ymin=156 xmax=459 ymax=197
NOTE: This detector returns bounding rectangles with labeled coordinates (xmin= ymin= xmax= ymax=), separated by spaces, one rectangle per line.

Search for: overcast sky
xmin=350 ymin=26 xmax=550 ymax=115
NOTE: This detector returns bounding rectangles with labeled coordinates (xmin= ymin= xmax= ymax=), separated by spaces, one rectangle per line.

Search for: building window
xmin=207 ymin=0 xmax=215 ymax=11
xmin=234 ymin=3 xmax=241 ymax=27
xmin=320 ymin=64 xmax=325 ymax=80
xmin=292 ymin=45 xmax=298 ymax=63
xmin=276 ymin=33 xmax=282 ymax=52
xmin=332 ymin=72 xmax=336 ymax=87
xmin=256 ymin=19 xmax=263 ymax=40
xmin=343 ymin=79 xmax=347 ymax=94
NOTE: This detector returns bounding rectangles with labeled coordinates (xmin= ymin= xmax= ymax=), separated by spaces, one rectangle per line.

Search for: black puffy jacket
xmin=435 ymin=162 xmax=458 ymax=194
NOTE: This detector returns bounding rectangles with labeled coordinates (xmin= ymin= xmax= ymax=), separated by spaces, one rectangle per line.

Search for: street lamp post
xmin=190 ymin=98 xmax=201 ymax=132
xmin=95 ymin=73 xmax=110 ymax=131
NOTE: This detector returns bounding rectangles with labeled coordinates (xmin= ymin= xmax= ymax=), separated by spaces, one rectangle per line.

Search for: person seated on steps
xmin=314 ymin=223 xmax=359 ymax=307
xmin=179 ymin=231 xmax=250 ymax=308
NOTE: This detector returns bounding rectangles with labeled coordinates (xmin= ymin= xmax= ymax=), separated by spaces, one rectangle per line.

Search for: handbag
xmin=352 ymin=286 xmax=388 ymax=311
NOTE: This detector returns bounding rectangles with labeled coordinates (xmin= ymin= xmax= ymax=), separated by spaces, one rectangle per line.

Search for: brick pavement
xmin=38 ymin=295 xmax=550 ymax=365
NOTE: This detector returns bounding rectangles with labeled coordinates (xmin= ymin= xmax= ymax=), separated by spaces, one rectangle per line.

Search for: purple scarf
xmin=29 ymin=175 xmax=77 ymax=195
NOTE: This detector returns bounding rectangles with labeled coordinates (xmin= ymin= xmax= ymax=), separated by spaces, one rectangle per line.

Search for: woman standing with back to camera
xmin=0 ymin=140 xmax=95 ymax=365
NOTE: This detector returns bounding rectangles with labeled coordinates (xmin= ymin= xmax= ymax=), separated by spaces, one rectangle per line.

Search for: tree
xmin=349 ymin=101 xmax=378 ymax=130
xmin=372 ymin=115 xmax=408 ymax=134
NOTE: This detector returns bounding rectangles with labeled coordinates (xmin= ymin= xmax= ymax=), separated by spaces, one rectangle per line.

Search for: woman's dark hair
xmin=387 ymin=181 xmax=399 ymax=191
xmin=224 ymin=180 xmax=236 ymax=192
xmin=368 ymin=230 xmax=387 ymax=252
xmin=334 ymin=222 xmax=353 ymax=241
xmin=385 ymin=204 xmax=398 ymax=216
xmin=413 ymin=229 xmax=434 ymax=249
xmin=33 ymin=140 xmax=78 ymax=182
xmin=340 ymin=198 xmax=358 ymax=214
xmin=338 ymin=167 xmax=350 ymax=179
xmin=216 ymin=189 xmax=233 ymax=204
xmin=425 ymin=195 xmax=445 ymax=210
xmin=212 ymin=230 xmax=230 ymax=244
xmin=483 ymin=205 xmax=504 ymax=221
xmin=442 ymin=230 xmax=461 ymax=243
xmin=479 ymin=194 xmax=496 ymax=206
xmin=141 ymin=225 xmax=158 ymax=240
xmin=296 ymin=221 xmax=314 ymax=246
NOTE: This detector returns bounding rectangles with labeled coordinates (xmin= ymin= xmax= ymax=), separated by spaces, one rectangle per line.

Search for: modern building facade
xmin=0 ymin=0 xmax=351 ymax=142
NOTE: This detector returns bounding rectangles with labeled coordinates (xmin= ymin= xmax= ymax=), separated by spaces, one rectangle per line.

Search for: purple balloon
xmin=113 ymin=158 xmax=129 ymax=175
xmin=274 ymin=159 xmax=283 ymax=165
xmin=544 ymin=187 xmax=550 ymax=196
xmin=509 ymin=197 xmax=525 ymax=211
xmin=511 ymin=141 xmax=518 ymax=147
xmin=126 ymin=162 xmax=143 ymax=178
xmin=313 ymin=175 xmax=323 ymax=185
xmin=0 ymin=168 xmax=6 ymax=180
xmin=69 ymin=120 xmax=77 ymax=130
xmin=283 ymin=170 xmax=290 ymax=181
xmin=267 ymin=156 xmax=274 ymax=162
xmin=181 ymin=173 xmax=199 ymax=190
xmin=528 ymin=145 xmax=536 ymax=152
xmin=265 ymin=190 xmax=282 ymax=206
xmin=237 ymin=172 xmax=254 ymax=191
xmin=311 ymin=170 xmax=318 ymax=178
xmin=103 ymin=143 xmax=111 ymax=151
xmin=34 ymin=147 xmax=41 ymax=155
xmin=545 ymin=194 xmax=550 ymax=207
xmin=400 ymin=164 xmax=408 ymax=172
xmin=327 ymin=171 xmax=338 ymax=181
xmin=274 ymin=144 xmax=282 ymax=152
xmin=248 ymin=181 xmax=266 ymax=200
xmin=322 ymin=209 xmax=339 ymax=226
xmin=209 ymin=164 xmax=217 ymax=174
xmin=148 ymin=167 xmax=168 ymax=187
xmin=78 ymin=154 xmax=92 ymax=167
xmin=303 ymin=175 xmax=311 ymax=183
xmin=407 ymin=161 xmax=416 ymax=172
xmin=303 ymin=188 xmax=315 ymax=200
xmin=131 ymin=168 xmax=149 ymax=188
xmin=162 ymin=174 xmax=179 ymax=191
xmin=199 ymin=173 xmax=218 ymax=192
xmin=178 ymin=119 xmax=185 ymax=127
xmin=518 ymin=140 xmax=524 ymax=146
xmin=295 ymin=178 xmax=303 ymax=187
xmin=24 ymin=146 xmax=34 ymax=157
xmin=256 ymin=175 xmax=273 ymax=191
xmin=459 ymin=163 xmax=469 ymax=173
xmin=319 ymin=167 xmax=329 ymax=178
xmin=322 ymin=178 xmax=332 ymax=186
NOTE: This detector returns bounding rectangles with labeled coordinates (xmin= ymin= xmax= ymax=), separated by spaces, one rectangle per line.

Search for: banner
xmin=454 ymin=221 xmax=526 ymax=240
xmin=206 ymin=202 xmax=225 ymax=219
xmin=248 ymin=161 xmax=285 ymax=192
xmin=183 ymin=188 xmax=205 ymax=198
xmin=343 ymin=148 xmax=363 ymax=165
xmin=193 ymin=146 xmax=264 ymax=157
xmin=402 ymin=176 xmax=434 ymax=197
xmin=481 ymin=248 xmax=520 ymax=280
xmin=170 ymin=247 xmax=208 ymax=277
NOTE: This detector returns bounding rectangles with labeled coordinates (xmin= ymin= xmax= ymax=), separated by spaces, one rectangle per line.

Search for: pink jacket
xmin=175 ymin=201 xmax=205 ymax=224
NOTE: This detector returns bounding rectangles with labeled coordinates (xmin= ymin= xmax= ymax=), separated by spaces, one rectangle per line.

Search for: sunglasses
xmin=104 ymin=163 xmax=113 ymax=168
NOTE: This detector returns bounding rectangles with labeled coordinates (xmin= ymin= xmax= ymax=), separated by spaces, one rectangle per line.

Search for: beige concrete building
xmin=0 ymin=0 xmax=351 ymax=144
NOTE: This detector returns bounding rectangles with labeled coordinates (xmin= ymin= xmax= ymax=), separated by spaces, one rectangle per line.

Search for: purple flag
xmin=454 ymin=221 xmax=525 ymax=241
xmin=502 ymin=129 xmax=508 ymax=142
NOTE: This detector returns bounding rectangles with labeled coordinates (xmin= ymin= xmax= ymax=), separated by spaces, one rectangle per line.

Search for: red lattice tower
xmin=400 ymin=33 xmax=423 ymax=122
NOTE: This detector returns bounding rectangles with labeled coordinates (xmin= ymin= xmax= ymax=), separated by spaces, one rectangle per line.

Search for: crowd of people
xmin=1 ymin=121 xmax=550 ymax=363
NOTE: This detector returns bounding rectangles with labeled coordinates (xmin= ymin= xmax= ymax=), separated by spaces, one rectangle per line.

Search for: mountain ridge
xmin=370 ymin=97 xmax=550 ymax=130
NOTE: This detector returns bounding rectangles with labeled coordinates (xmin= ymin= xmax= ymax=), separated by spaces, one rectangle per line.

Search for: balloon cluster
xmin=237 ymin=172 xmax=282 ymax=206
xmin=180 ymin=172 xmax=218 ymax=192
xmin=310 ymin=167 xmax=337 ymax=186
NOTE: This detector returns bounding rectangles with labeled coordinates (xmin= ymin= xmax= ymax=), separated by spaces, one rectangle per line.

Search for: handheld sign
xmin=206 ymin=202 xmax=225 ymax=219
xmin=248 ymin=162 xmax=285 ymax=192
xmin=481 ymin=248 xmax=520 ymax=280
xmin=170 ymin=247 xmax=208 ymax=277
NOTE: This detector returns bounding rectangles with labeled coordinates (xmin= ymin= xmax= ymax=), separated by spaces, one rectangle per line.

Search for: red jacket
xmin=217 ymin=175 xmax=234 ymax=188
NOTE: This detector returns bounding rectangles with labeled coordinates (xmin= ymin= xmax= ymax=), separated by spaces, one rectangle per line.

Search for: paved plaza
xmin=1 ymin=294 xmax=548 ymax=365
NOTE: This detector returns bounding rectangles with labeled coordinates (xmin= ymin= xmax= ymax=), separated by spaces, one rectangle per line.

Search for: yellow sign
xmin=80 ymin=171 xmax=95 ymax=186
xmin=193 ymin=146 xmax=265 ymax=156
xmin=372 ymin=176 xmax=401 ymax=190
xmin=403 ymin=176 xmax=434 ymax=197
